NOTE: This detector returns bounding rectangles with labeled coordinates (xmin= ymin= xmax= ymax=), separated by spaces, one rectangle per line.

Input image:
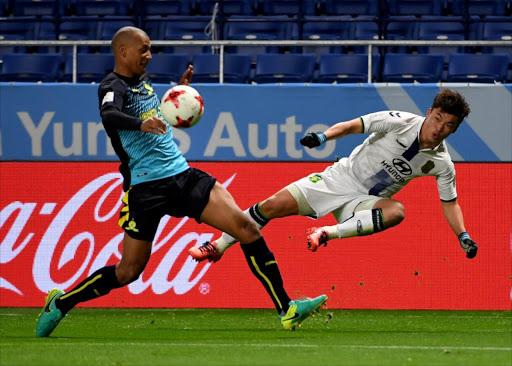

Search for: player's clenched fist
xmin=459 ymin=233 xmax=478 ymax=259
xmin=141 ymin=116 xmax=168 ymax=135
xmin=300 ymin=132 xmax=327 ymax=148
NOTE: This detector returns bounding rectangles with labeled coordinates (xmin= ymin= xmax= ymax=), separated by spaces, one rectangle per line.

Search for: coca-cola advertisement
xmin=1 ymin=162 xmax=511 ymax=310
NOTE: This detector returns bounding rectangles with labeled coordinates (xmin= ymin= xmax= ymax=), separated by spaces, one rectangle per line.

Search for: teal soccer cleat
xmin=280 ymin=294 xmax=328 ymax=330
xmin=36 ymin=288 xmax=65 ymax=337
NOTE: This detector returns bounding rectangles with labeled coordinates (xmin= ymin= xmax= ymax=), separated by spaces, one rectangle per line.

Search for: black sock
xmin=55 ymin=265 xmax=122 ymax=315
xmin=249 ymin=204 xmax=270 ymax=228
xmin=241 ymin=237 xmax=291 ymax=315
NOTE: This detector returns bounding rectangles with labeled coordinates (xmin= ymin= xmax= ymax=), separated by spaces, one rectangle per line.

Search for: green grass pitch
xmin=1 ymin=308 xmax=510 ymax=366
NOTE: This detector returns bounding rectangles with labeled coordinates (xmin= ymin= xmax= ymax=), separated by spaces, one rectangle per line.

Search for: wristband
xmin=317 ymin=132 xmax=327 ymax=145
xmin=458 ymin=232 xmax=470 ymax=241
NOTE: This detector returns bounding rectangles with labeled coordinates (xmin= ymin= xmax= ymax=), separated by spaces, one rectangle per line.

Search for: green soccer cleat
xmin=280 ymin=294 xmax=328 ymax=330
xmin=36 ymin=288 xmax=65 ymax=338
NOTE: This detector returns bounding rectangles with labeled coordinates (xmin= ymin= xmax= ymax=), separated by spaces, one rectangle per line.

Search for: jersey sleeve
xmin=98 ymin=78 xmax=143 ymax=130
xmin=436 ymin=160 xmax=458 ymax=202
xmin=360 ymin=111 xmax=419 ymax=134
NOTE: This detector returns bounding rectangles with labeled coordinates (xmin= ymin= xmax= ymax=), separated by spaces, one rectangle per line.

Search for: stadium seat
xmin=0 ymin=0 xmax=10 ymax=16
xmin=451 ymin=0 xmax=508 ymax=16
xmin=351 ymin=16 xmax=380 ymax=53
xmin=317 ymin=53 xmax=381 ymax=83
xmin=387 ymin=0 xmax=443 ymax=16
xmin=146 ymin=53 xmax=190 ymax=83
xmin=73 ymin=0 xmax=131 ymax=16
xmin=260 ymin=0 xmax=316 ymax=16
xmin=481 ymin=16 xmax=512 ymax=59
xmin=417 ymin=16 xmax=466 ymax=62
xmin=254 ymin=53 xmax=316 ymax=83
xmin=98 ymin=17 xmax=136 ymax=52
xmin=59 ymin=16 xmax=99 ymax=40
xmin=192 ymin=53 xmax=252 ymax=83
xmin=198 ymin=0 xmax=254 ymax=15
xmin=0 ymin=16 xmax=37 ymax=54
xmin=324 ymin=0 xmax=378 ymax=16
xmin=158 ymin=16 xmax=213 ymax=57
xmin=143 ymin=16 xmax=166 ymax=41
xmin=384 ymin=16 xmax=418 ymax=53
xmin=301 ymin=16 xmax=352 ymax=56
xmin=0 ymin=53 xmax=61 ymax=82
xmin=382 ymin=53 xmax=444 ymax=82
xmin=140 ymin=0 xmax=190 ymax=16
xmin=446 ymin=53 xmax=509 ymax=83
xmin=63 ymin=53 xmax=115 ymax=83
xmin=224 ymin=16 xmax=296 ymax=57
xmin=12 ymin=0 xmax=64 ymax=16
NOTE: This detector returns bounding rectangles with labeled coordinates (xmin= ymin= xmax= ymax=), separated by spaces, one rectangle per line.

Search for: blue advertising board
xmin=0 ymin=83 xmax=510 ymax=162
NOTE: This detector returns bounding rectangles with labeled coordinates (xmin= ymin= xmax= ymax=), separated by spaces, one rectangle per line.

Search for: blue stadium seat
xmin=301 ymin=16 xmax=352 ymax=56
xmin=417 ymin=16 xmax=466 ymax=62
xmin=98 ymin=17 xmax=136 ymax=52
xmin=384 ymin=16 xmax=418 ymax=53
xmin=198 ymin=0 xmax=254 ymax=15
xmin=161 ymin=16 xmax=213 ymax=58
xmin=351 ymin=16 xmax=380 ymax=53
xmin=146 ymin=53 xmax=190 ymax=83
xmin=59 ymin=16 xmax=99 ymax=40
xmin=317 ymin=53 xmax=381 ymax=83
xmin=451 ymin=0 xmax=508 ymax=16
xmin=387 ymin=0 xmax=443 ymax=16
xmin=73 ymin=0 xmax=131 ymax=16
xmin=143 ymin=16 xmax=166 ymax=40
xmin=382 ymin=53 xmax=444 ymax=82
xmin=0 ymin=53 xmax=61 ymax=82
xmin=12 ymin=0 xmax=65 ymax=16
xmin=324 ymin=0 xmax=378 ymax=15
xmin=481 ymin=16 xmax=512 ymax=60
xmin=224 ymin=16 xmax=296 ymax=57
xmin=141 ymin=0 xmax=190 ymax=16
xmin=63 ymin=53 xmax=115 ymax=83
xmin=192 ymin=53 xmax=252 ymax=83
xmin=254 ymin=53 xmax=316 ymax=83
xmin=0 ymin=0 xmax=11 ymax=16
xmin=446 ymin=53 xmax=509 ymax=83
xmin=260 ymin=0 xmax=316 ymax=16
xmin=0 ymin=16 xmax=36 ymax=55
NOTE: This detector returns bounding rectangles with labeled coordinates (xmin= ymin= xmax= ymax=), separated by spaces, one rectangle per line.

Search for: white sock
xmin=325 ymin=209 xmax=385 ymax=240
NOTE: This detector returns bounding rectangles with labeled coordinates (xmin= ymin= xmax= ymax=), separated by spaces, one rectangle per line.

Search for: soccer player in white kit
xmin=189 ymin=88 xmax=478 ymax=262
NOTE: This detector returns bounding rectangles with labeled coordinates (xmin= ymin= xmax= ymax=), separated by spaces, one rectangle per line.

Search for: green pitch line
xmin=1 ymin=308 xmax=511 ymax=366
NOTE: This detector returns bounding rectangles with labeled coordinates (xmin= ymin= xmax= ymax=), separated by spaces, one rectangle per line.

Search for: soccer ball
xmin=160 ymin=85 xmax=204 ymax=128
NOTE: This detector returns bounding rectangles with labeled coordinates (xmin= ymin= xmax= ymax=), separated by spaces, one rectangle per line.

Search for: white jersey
xmin=336 ymin=110 xmax=457 ymax=201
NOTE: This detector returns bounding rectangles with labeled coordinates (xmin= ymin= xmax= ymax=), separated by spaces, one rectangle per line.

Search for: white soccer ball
xmin=160 ymin=85 xmax=204 ymax=128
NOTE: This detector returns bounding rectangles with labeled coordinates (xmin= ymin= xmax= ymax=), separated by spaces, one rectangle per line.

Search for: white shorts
xmin=286 ymin=164 xmax=382 ymax=223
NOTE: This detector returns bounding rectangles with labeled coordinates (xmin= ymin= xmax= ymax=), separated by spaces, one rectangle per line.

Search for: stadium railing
xmin=0 ymin=39 xmax=510 ymax=83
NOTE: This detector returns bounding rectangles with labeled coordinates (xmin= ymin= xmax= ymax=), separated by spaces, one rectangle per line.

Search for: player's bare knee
xmin=116 ymin=264 xmax=145 ymax=286
xmin=387 ymin=202 xmax=405 ymax=227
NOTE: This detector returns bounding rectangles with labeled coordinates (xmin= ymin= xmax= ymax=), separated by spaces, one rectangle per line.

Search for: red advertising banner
xmin=1 ymin=162 xmax=511 ymax=310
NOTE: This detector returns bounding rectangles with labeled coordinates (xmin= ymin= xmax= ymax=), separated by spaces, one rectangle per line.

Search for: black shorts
xmin=118 ymin=167 xmax=216 ymax=241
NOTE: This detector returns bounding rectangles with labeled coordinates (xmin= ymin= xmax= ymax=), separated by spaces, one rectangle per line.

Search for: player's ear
xmin=426 ymin=108 xmax=432 ymax=117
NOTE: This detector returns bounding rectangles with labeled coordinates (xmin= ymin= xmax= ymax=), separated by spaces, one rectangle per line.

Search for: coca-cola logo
xmin=0 ymin=172 xmax=237 ymax=297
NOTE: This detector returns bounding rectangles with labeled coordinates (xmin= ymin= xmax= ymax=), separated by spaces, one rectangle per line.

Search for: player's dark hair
xmin=431 ymin=89 xmax=470 ymax=127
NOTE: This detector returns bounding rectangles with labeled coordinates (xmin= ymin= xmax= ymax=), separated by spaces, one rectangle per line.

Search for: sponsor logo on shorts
xmin=125 ymin=219 xmax=139 ymax=232
xmin=357 ymin=220 xmax=363 ymax=235
xmin=309 ymin=174 xmax=323 ymax=183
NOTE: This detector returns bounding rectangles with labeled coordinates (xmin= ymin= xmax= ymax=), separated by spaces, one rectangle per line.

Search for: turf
xmin=0 ymin=308 xmax=510 ymax=366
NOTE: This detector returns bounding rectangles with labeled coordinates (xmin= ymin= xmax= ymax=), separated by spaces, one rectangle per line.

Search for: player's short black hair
xmin=431 ymin=89 xmax=470 ymax=127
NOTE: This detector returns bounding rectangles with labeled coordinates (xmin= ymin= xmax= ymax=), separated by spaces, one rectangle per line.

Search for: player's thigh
xmin=200 ymin=182 xmax=260 ymax=243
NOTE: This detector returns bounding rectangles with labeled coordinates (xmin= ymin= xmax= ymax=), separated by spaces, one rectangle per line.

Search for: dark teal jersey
xmin=99 ymin=72 xmax=188 ymax=191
